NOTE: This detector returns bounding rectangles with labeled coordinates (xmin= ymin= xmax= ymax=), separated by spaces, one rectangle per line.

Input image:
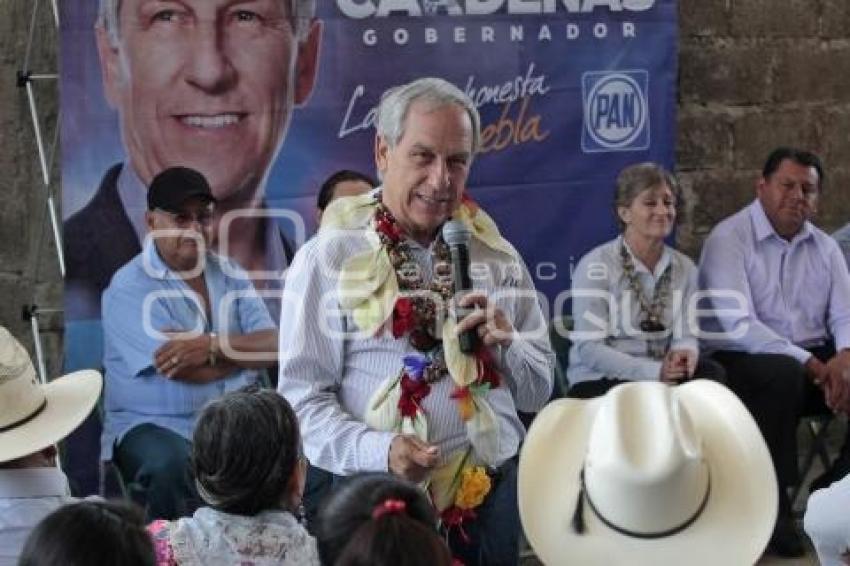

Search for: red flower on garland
xmin=474 ymin=344 xmax=501 ymax=389
xmin=392 ymin=297 xmax=415 ymax=338
xmin=441 ymin=506 xmax=477 ymax=544
xmin=376 ymin=215 xmax=403 ymax=242
xmin=460 ymin=192 xmax=479 ymax=216
xmin=398 ymin=374 xmax=431 ymax=418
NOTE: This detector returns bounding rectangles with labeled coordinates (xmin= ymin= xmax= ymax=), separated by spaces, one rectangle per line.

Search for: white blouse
xmin=567 ymin=236 xmax=699 ymax=386
xmin=157 ymin=507 xmax=320 ymax=566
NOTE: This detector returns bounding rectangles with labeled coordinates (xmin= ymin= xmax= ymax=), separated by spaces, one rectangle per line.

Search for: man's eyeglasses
xmin=155 ymin=208 xmax=215 ymax=227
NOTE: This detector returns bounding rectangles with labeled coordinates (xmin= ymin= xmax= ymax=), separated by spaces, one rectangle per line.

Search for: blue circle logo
xmin=584 ymin=73 xmax=647 ymax=149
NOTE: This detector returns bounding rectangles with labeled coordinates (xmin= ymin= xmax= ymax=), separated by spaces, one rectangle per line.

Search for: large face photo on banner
xmin=59 ymin=0 xmax=677 ymax=492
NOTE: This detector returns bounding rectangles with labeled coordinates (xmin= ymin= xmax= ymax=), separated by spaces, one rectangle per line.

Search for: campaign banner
xmin=60 ymin=0 xmax=677 ymax=491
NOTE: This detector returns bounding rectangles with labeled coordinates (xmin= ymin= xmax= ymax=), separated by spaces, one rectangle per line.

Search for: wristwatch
xmin=208 ymin=332 xmax=218 ymax=367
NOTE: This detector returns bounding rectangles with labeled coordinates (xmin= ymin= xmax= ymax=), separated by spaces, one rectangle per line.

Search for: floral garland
xmin=375 ymin=201 xmax=454 ymax=352
xmin=438 ymin=448 xmax=493 ymax=544
xmin=358 ymin=196 xmax=504 ymax=538
xmin=372 ymin=198 xmax=502 ymax=427
xmin=328 ymin=190 xmax=519 ymax=541
xmin=620 ymin=241 xmax=673 ymax=359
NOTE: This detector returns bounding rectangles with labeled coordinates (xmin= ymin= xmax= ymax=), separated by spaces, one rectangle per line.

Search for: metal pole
xmin=23 ymin=77 xmax=65 ymax=276
xmin=27 ymin=309 xmax=48 ymax=385
xmin=47 ymin=196 xmax=65 ymax=277
xmin=22 ymin=0 xmax=39 ymax=74
xmin=22 ymin=0 xmax=62 ymax=475
xmin=24 ymin=81 xmax=49 ymax=187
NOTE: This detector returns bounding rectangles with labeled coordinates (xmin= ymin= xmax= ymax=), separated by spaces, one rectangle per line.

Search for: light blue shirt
xmin=568 ymin=236 xmax=699 ymax=385
xmin=116 ymin=163 xmax=289 ymax=323
xmin=101 ymin=239 xmax=275 ymax=459
xmin=833 ymin=223 xmax=850 ymax=269
xmin=698 ymin=200 xmax=850 ymax=362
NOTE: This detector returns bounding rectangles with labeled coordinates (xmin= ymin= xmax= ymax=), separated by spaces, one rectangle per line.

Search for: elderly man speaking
xmin=277 ymin=77 xmax=554 ymax=565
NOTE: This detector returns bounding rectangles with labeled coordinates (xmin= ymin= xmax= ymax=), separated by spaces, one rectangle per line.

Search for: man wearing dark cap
xmin=101 ymin=167 xmax=279 ymax=521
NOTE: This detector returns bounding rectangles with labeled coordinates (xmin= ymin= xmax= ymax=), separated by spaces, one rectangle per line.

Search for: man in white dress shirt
xmin=277 ymin=77 xmax=554 ymax=565
xmin=698 ymin=147 xmax=850 ymax=557
xmin=0 ymin=327 xmax=102 ymax=566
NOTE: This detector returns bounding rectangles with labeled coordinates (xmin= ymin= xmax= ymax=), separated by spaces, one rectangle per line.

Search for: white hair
xmin=98 ymin=0 xmax=316 ymax=45
xmin=377 ymin=77 xmax=481 ymax=156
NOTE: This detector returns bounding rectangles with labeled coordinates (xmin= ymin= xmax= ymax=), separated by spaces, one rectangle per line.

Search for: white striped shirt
xmin=277 ymin=224 xmax=554 ymax=476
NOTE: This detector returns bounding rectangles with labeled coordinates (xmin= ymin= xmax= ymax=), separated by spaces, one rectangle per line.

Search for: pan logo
xmin=582 ymin=70 xmax=650 ymax=153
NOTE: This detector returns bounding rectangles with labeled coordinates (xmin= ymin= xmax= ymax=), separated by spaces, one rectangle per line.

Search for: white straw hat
xmin=519 ymin=381 xmax=777 ymax=566
xmin=0 ymin=326 xmax=101 ymax=463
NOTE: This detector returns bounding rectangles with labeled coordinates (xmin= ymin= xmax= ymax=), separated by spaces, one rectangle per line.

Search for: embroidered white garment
xmin=168 ymin=507 xmax=319 ymax=566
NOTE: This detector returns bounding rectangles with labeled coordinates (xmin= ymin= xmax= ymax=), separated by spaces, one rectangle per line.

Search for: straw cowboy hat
xmin=0 ymin=326 xmax=101 ymax=463
xmin=519 ymin=381 xmax=777 ymax=566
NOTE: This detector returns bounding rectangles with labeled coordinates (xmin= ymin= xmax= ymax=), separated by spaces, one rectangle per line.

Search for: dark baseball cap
xmin=147 ymin=167 xmax=217 ymax=212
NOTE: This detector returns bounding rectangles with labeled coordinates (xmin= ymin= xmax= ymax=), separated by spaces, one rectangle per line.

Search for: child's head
xmin=192 ymin=385 xmax=305 ymax=515
xmin=18 ymin=500 xmax=155 ymax=566
xmin=315 ymin=473 xmax=453 ymax=566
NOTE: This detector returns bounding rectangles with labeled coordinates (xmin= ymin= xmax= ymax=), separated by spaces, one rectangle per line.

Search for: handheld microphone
xmin=442 ymin=219 xmax=478 ymax=354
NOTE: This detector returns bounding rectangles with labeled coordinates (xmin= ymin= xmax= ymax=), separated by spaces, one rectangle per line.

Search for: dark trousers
xmin=446 ymin=458 xmax=520 ymax=566
xmin=566 ymin=356 xmax=727 ymax=399
xmin=113 ymin=423 xmax=201 ymax=522
xmin=711 ymin=345 xmax=837 ymax=517
xmin=302 ymin=464 xmax=334 ymax=533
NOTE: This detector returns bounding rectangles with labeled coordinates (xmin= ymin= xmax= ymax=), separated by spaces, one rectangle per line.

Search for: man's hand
xmin=388 ymin=434 xmax=440 ymax=483
xmin=670 ymin=349 xmax=697 ymax=379
xmin=823 ymin=351 xmax=850 ymax=413
xmin=154 ymin=331 xmax=211 ymax=378
xmin=660 ymin=350 xmax=691 ymax=384
xmin=808 ymin=354 xmax=844 ymax=411
xmin=805 ymin=355 xmax=829 ymax=387
xmin=455 ymin=292 xmax=514 ymax=348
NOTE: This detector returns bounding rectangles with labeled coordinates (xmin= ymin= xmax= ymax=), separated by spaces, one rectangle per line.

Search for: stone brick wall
xmin=0 ymin=0 xmax=63 ymax=375
xmin=2 ymin=0 xmax=850 ymax=365
xmin=677 ymin=0 xmax=850 ymax=256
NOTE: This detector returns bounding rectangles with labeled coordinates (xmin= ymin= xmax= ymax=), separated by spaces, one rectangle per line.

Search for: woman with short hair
xmin=566 ymin=162 xmax=724 ymax=398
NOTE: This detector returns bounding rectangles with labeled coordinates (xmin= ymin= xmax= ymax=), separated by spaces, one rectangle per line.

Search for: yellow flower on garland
xmin=454 ymin=466 xmax=491 ymax=510
xmin=457 ymin=395 xmax=475 ymax=422
xmin=451 ymin=386 xmax=475 ymax=421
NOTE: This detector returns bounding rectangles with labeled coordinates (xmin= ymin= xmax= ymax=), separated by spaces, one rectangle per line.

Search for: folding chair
xmin=96 ymin=387 xmax=133 ymax=500
xmin=548 ymin=315 xmax=573 ymax=400
xmin=791 ymin=413 xmax=835 ymax=513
